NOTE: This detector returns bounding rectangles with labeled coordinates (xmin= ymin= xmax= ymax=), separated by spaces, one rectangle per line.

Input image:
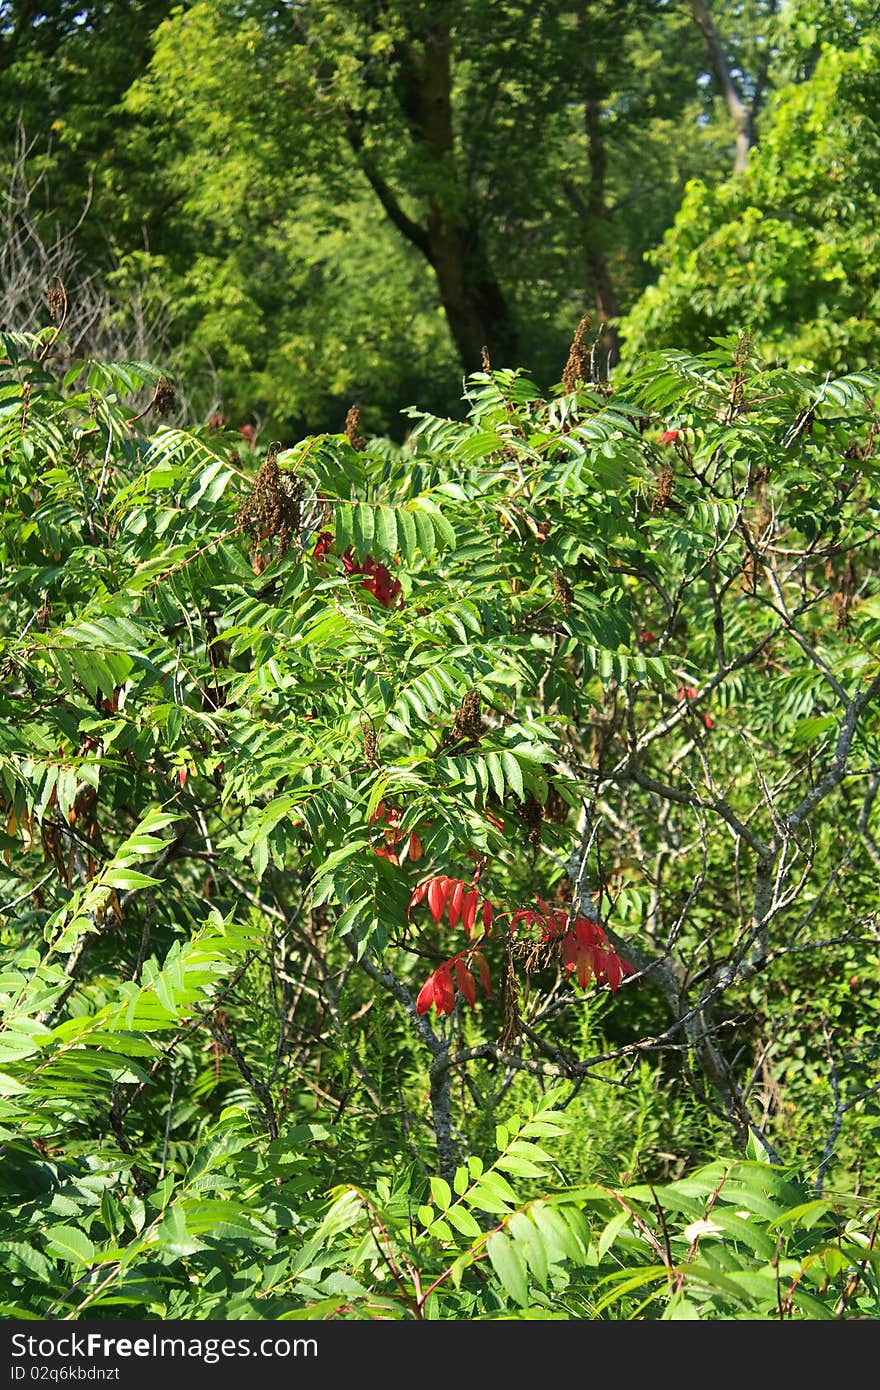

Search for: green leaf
xmin=531 ymin=1204 xmax=586 ymax=1263
xmin=0 ymin=1034 xmax=41 ymax=1062
xmin=485 ymin=752 xmax=506 ymax=802
xmin=500 ymin=751 xmax=524 ymax=800
xmin=102 ymin=868 xmax=162 ymax=890
xmin=453 ymin=1165 xmax=470 ymax=1197
xmin=44 ymin=1226 xmax=96 ymax=1265
xmin=486 ymin=1231 xmax=529 ymax=1307
xmin=375 ymin=506 xmax=398 ymax=557
xmin=427 ymin=508 xmax=456 ymax=551
xmin=2 ymin=1242 xmax=56 ymax=1284
xmin=494 ymin=1152 xmax=546 ymax=1179
xmin=444 ymin=1205 xmax=482 ymax=1240
xmin=398 ymin=508 xmax=418 ymax=563
xmin=508 ymin=1212 xmax=548 ymax=1288
xmin=597 ymin=1210 xmax=631 ymax=1259
xmin=334 ymin=501 xmax=354 ymax=554
xmin=430 ymin=1177 xmax=452 ymax=1211
xmin=412 ymin=508 xmax=435 ymax=559
xmin=353 ymin=502 xmax=375 ymax=557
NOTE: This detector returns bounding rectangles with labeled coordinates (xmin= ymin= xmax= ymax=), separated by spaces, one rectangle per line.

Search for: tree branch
xmin=688 ymin=0 xmax=755 ymax=172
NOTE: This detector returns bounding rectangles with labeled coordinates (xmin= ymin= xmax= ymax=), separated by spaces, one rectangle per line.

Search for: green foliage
xmin=2 ymin=323 xmax=880 ymax=1319
xmin=0 ymin=0 xmax=740 ymax=434
xmin=306 ymin=1126 xmax=880 ymax=1320
xmin=622 ymin=37 xmax=880 ymax=373
xmin=6 ymin=2 xmax=879 ymax=435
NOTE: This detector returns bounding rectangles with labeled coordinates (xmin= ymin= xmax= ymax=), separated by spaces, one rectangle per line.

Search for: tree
xmin=7 ymin=1 xmax=810 ymax=435
xmin=621 ymin=36 xmax=880 ymax=371
xmin=114 ymin=0 xmax=720 ymax=430
xmin=0 ymin=1 xmax=175 ymax=240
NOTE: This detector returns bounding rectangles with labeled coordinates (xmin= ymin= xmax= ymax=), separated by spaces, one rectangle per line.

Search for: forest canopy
xmin=2 ymin=0 xmax=879 ymax=435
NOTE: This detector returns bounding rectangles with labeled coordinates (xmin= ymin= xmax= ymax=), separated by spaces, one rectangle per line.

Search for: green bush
xmin=1 ymin=322 xmax=879 ymax=1317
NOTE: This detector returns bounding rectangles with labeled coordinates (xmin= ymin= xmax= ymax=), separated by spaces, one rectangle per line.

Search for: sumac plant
xmin=1 ymin=318 xmax=880 ymax=1317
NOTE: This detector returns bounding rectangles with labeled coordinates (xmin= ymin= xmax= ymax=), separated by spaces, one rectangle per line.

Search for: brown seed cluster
xmin=516 ymin=792 xmax=544 ymax=846
xmin=499 ymin=950 xmax=523 ymax=1048
xmin=653 ymin=466 xmax=675 ymax=511
xmin=46 ymin=280 xmax=66 ymax=321
xmin=562 ymin=315 xmax=591 ymax=392
xmin=741 ymin=551 xmax=760 ymax=592
xmin=831 ymin=553 xmax=858 ymax=630
xmin=729 ymin=331 xmax=751 ymax=412
xmin=237 ymin=446 xmax=303 ymax=561
xmin=510 ymin=935 xmax=558 ymax=976
xmin=450 ymin=687 xmax=484 ymax=743
xmin=552 ymin=569 xmax=574 ymax=614
xmin=831 ymin=591 xmax=851 ymax=630
xmin=361 ymin=715 xmax=379 ymax=765
xmin=480 ymin=345 xmax=491 ymax=372
xmin=344 ymin=404 xmax=365 ymax=452
xmin=153 ymin=376 xmax=177 ymax=417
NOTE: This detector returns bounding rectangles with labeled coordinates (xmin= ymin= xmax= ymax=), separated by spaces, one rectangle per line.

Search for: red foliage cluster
xmin=678 ymin=684 xmax=713 ymax=729
xmin=313 ymin=531 xmax=403 ymax=609
xmin=369 ymin=800 xmax=423 ymax=866
xmin=416 ymin=948 xmax=492 ymax=1018
xmin=523 ymin=903 xmax=633 ymax=992
xmin=408 ymin=876 xmax=634 ymax=1016
xmin=312 ymin=531 xmax=334 ymax=561
xmin=407 ymin=874 xmax=494 ymax=936
xmin=509 ymin=900 xmax=633 ymax=993
xmin=658 ymin=429 xmax=681 ymax=444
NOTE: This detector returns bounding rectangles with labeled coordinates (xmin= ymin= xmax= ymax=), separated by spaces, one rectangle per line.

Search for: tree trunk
xmin=583 ymin=94 xmax=622 ymax=373
xmin=688 ymin=0 xmax=757 ymax=173
xmin=346 ymin=16 xmax=516 ymax=373
xmin=424 ymin=212 xmax=518 ymax=371
xmin=564 ymin=15 xmax=623 ymax=377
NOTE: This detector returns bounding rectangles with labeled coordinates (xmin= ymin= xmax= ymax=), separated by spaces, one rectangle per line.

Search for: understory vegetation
xmin=1 ymin=313 xmax=879 ymax=1319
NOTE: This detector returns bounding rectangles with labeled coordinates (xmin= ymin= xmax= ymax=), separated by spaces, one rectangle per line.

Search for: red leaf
xmin=416 ymin=975 xmax=436 ymax=1015
xmin=510 ymin=908 xmax=538 ymax=934
xmin=313 ymin=531 xmax=335 ymax=561
xmin=448 ymin=879 xmax=465 ymax=929
xmin=373 ymin=844 xmax=400 ymax=865
xmin=658 ymin=429 xmax=681 ymax=444
xmin=472 ymin=949 xmax=492 ymax=996
xmin=407 ymin=830 xmax=424 ymax=863
xmin=427 ymin=876 xmax=450 ymax=923
xmin=540 ymin=908 xmax=567 ymax=940
xmin=561 ymin=932 xmax=593 ymax=989
xmin=601 ymin=951 xmax=625 ymax=993
xmin=177 ymin=768 xmax=187 ymax=788
xmin=416 ymin=966 xmax=456 ymax=1017
xmin=461 ymin=889 xmax=479 ymax=938
xmin=482 ymin=899 xmax=494 ymax=933
xmin=454 ymin=957 xmax=477 ymax=1009
xmin=408 ymin=880 xmax=430 ymax=916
